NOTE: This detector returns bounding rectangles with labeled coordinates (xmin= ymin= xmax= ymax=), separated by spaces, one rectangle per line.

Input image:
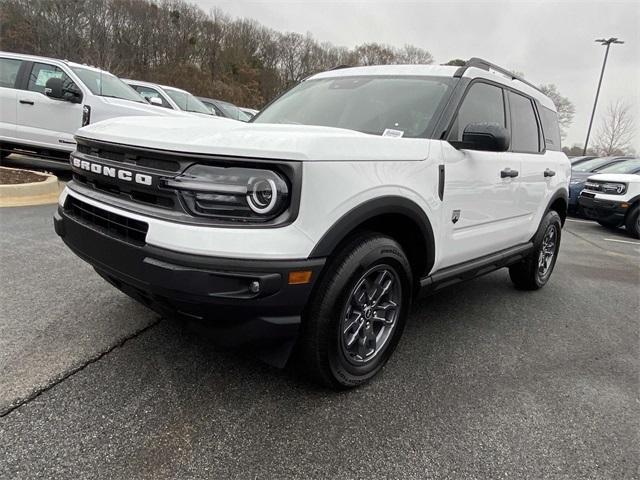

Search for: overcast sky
xmin=194 ymin=0 xmax=639 ymax=151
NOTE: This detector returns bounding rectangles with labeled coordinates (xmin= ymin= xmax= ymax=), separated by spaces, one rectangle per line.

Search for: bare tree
xmin=592 ymin=100 xmax=636 ymax=156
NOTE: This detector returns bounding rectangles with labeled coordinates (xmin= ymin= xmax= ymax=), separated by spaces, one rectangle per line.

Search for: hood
xmin=76 ymin=116 xmax=431 ymax=162
xmin=587 ymin=173 xmax=640 ymax=183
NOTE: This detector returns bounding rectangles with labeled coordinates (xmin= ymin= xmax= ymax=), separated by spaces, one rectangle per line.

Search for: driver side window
xmin=448 ymin=82 xmax=505 ymax=141
xmin=27 ymin=63 xmax=81 ymax=102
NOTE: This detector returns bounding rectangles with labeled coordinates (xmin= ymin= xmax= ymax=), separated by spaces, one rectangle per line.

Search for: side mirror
xmin=149 ymin=97 xmax=163 ymax=106
xmin=451 ymin=122 xmax=510 ymax=152
xmin=44 ymin=77 xmax=63 ymax=99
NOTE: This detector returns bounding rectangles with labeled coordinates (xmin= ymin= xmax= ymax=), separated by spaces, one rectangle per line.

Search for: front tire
xmin=298 ymin=234 xmax=412 ymax=389
xmin=625 ymin=205 xmax=640 ymax=239
xmin=509 ymin=210 xmax=562 ymax=290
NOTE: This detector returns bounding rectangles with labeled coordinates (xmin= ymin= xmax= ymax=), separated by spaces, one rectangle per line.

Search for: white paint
xmin=603 ymin=238 xmax=640 ymax=246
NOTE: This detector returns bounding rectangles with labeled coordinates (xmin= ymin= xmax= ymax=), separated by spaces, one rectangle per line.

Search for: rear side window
xmin=509 ymin=91 xmax=540 ymax=153
xmin=539 ymin=106 xmax=561 ymax=151
xmin=27 ymin=62 xmax=81 ymax=101
xmin=0 ymin=58 xmax=22 ymax=88
xmin=448 ymin=82 xmax=505 ymax=141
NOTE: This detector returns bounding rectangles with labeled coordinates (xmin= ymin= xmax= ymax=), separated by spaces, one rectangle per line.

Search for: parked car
xmin=568 ymin=156 xmax=634 ymax=212
xmin=55 ymin=58 xmax=569 ymax=388
xmin=579 ymin=172 xmax=640 ymax=237
xmin=123 ymin=79 xmax=213 ymax=117
xmin=197 ymin=97 xmax=252 ymax=121
xmin=0 ymin=51 xmax=183 ymax=166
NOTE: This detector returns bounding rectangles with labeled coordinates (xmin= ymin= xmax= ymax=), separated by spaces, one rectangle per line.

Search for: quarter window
xmin=27 ymin=63 xmax=81 ymax=102
xmin=509 ymin=91 xmax=540 ymax=153
xmin=0 ymin=58 xmax=22 ymax=88
xmin=539 ymin=106 xmax=561 ymax=151
xmin=448 ymin=82 xmax=505 ymax=141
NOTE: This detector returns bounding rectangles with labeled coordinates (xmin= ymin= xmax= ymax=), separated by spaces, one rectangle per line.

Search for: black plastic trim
xmin=454 ymin=57 xmax=545 ymax=95
xmin=438 ymin=164 xmax=445 ymax=200
xmin=420 ymin=242 xmax=533 ymax=292
xmin=309 ymin=196 xmax=436 ymax=276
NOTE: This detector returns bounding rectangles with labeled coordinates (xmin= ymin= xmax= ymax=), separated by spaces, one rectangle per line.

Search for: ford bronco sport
xmin=54 ymin=58 xmax=570 ymax=388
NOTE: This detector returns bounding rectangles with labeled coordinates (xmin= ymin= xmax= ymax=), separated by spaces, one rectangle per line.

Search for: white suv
xmin=54 ymin=58 xmax=570 ymax=388
xmin=0 ymin=51 xmax=184 ymax=166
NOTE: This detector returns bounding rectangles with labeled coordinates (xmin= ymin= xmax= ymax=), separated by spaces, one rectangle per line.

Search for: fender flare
xmin=545 ymin=187 xmax=569 ymax=224
xmin=309 ymin=196 xmax=436 ymax=276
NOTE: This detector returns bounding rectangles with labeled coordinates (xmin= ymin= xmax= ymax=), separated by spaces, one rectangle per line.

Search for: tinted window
xmin=539 ymin=106 xmax=561 ymax=151
xmin=27 ymin=63 xmax=81 ymax=102
xmin=0 ymin=58 xmax=22 ymax=88
xmin=448 ymin=82 xmax=505 ymax=141
xmin=572 ymin=157 xmax=622 ymax=172
xmin=132 ymin=85 xmax=172 ymax=108
xmin=256 ymin=76 xmax=454 ymax=138
xmin=509 ymin=91 xmax=540 ymax=153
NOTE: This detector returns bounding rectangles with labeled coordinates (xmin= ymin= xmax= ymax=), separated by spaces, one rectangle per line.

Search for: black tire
xmin=597 ymin=219 xmax=622 ymax=229
xmin=298 ymin=234 xmax=413 ymax=389
xmin=509 ymin=210 xmax=562 ymax=290
xmin=624 ymin=205 xmax=640 ymax=239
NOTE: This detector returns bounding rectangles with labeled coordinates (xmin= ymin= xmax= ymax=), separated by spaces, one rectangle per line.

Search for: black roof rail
xmin=454 ymin=57 xmax=544 ymax=94
xmin=329 ymin=64 xmax=352 ymax=70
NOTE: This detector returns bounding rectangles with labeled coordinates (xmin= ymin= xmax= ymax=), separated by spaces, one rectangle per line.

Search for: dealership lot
xmin=0 ymin=203 xmax=638 ymax=479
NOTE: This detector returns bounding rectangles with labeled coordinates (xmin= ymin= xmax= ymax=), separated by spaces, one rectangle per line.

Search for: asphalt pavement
xmin=0 ymin=205 xmax=638 ymax=479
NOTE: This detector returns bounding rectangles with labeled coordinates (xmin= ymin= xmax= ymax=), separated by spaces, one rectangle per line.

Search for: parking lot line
xmin=566 ymin=218 xmax=594 ymax=224
xmin=603 ymin=238 xmax=640 ymax=246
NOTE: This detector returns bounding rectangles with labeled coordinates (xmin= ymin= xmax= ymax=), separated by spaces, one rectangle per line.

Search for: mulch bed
xmin=0 ymin=167 xmax=47 ymax=185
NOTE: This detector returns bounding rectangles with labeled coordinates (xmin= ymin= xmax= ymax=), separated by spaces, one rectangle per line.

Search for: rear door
xmin=15 ymin=62 xmax=84 ymax=151
xmin=438 ymin=81 xmax=525 ymax=268
xmin=512 ymin=93 xmax=556 ymax=240
xmin=0 ymin=57 xmax=23 ymax=143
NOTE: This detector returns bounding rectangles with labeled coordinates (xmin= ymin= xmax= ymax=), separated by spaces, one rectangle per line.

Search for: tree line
xmin=0 ymin=0 xmax=435 ymax=108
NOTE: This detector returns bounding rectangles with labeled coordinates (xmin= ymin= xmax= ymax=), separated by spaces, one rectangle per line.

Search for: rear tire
xmin=509 ymin=210 xmax=562 ymax=290
xmin=298 ymin=234 xmax=412 ymax=389
xmin=625 ymin=205 xmax=640 ymax=239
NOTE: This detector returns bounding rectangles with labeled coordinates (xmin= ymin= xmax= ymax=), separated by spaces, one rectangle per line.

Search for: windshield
xmin=164 ymin=89 xmax=211 ymax=115
xmin=254 ymin=76 xmax=454 ymax=138
xmin=598 ymin=158 xmax=640 ymax=174
xmin=71 ymin=67 xmax=146 ymax=103
xmin=573 ymin=157 xmax=621 ymax=173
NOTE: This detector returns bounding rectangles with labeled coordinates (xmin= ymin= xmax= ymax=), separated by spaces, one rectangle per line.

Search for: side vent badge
xmin=451 ymin=210 xmax=461 ymax=224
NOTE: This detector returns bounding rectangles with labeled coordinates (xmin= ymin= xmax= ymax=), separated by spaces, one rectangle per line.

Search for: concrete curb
xmin=0 ymin=167 xmax=61 ymax=207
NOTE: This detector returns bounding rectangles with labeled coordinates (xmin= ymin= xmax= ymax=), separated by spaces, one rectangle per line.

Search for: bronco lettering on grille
xmin=72 ymin=157 xmax=152 ymax=186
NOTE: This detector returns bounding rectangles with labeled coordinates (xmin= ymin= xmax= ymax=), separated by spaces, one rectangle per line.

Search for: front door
xmin=15 ymin=62 xmax=83 ymax=151
xmin=437 ymin=81 xmax=526 ymax=269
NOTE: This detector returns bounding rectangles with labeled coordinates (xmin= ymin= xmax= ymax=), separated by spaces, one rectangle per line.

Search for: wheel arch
xmin=546 ymin=188 xmax=569 ymax=226
xmin=309 ymin=196 xmax=436 ymax=279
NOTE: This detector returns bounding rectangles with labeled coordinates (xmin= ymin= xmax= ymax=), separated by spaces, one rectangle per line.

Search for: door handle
xmin=500 ymin=168 xmax=519 ymax=178
xmin=19 ymin=99 xmax=34 ymax=105
xmin=544 ymin=169 xmax=556 ymax=177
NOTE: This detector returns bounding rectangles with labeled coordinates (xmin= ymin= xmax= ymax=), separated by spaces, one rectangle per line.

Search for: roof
xmin=1 ymin=50 xmax=112 ymax=75
xmin=307 ymin=61 xmax=556 ymax=111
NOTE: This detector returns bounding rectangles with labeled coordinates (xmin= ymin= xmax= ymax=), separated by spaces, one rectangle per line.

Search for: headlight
xmin=164 ymin=164 xmax=289 ymax=222
xmin=601 ymin=182 xmax=626 ymax=195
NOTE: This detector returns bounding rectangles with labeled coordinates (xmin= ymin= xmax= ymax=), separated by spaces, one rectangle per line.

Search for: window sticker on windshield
xmin=382 ymin=128 xmax=404 ymax=138
xmin=35 ymin=69 xmax=63 ymax=87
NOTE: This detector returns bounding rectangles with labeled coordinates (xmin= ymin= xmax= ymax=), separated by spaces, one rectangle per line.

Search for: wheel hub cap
xmin=340 ymin=265 xmax=401 ymax=364
xmin=538 ymin=224 xmax=558 ymax=279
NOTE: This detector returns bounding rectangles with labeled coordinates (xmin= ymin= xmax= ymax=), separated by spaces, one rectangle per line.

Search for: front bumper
xmin=578 ymin=194 xmax=629 ymax=223
xmin=54 ymin=202 xmax=325 ymax=357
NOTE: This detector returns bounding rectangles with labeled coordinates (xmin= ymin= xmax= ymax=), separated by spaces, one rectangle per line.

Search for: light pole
xmin=583 ymin=37 xmax=624 ymax=155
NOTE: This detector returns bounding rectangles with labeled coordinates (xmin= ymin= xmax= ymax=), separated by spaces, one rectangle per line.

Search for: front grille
xmin=584 ymin=181 xmax=603 ymax=192
xmin=64 ymin=196 xmax=149 ymax=245
xmin=77 ymin=143 xmax=181 ymax=172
